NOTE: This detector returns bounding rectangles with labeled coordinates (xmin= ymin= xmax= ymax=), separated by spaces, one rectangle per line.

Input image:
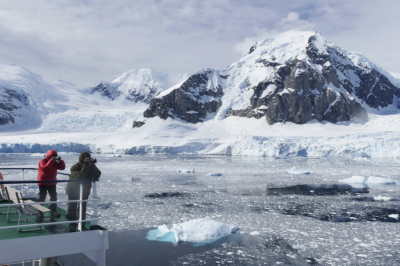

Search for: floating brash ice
xmin=339 ymin=176 xmax=397 ymax=185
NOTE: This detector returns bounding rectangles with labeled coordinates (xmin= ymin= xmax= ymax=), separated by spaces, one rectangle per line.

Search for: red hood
xmin=45 ymin=150 xmax=58 ymax=160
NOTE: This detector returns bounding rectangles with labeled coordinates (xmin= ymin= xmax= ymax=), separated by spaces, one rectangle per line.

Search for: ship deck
xmin=0 ymin=199 xmax=94 ymax=240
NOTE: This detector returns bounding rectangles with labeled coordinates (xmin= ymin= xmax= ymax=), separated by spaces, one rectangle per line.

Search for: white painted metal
xmin=0 ymin=217 xmax=101 ymax=230
xmin=78 ymin=183 xmax=83 ymax=231
xmin=0 ymin=230 xmax=109 ymax=265
xmin=92 ymin=181 xmax=99 ymax=226
xmin=22 ymin=169 xmax=25 ymax=194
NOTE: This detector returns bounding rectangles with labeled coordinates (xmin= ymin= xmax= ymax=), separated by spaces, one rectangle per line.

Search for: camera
xmin=52 ymin=156 xmax=61 ymax=162
xmin=91 ymin=158 xmax=97 ymax=164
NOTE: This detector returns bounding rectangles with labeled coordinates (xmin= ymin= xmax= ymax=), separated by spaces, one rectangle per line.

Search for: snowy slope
xmin=89 ymin=68 xmax=189 ymax=104
xmin=0 ymin=64 xmax=151 ymax=133
xmin=0 ymin=64 xmax=70 ymax=131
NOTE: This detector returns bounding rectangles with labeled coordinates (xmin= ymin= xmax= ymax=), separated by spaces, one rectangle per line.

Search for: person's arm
xmin=89 ymin=165 xmax=101 ymax=180
xmin=70 ymin=163 xmax=90 ymax=180
xmin=39 ymin=158 xmax=55 ymax=171
xmin=0 ymin=172 xmax=4 ymax=190
xmin=57 ymin=159 xmax=66 ymax=170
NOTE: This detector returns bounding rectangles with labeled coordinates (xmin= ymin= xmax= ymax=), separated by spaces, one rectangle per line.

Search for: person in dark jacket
xmin=37 ymin=150 xmax=66 ymax=218
xmin=66 ymin=152 xmax=101 ymax=232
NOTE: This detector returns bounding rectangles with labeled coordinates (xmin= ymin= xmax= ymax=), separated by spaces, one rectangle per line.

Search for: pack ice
xmin=286 ymin=166 xmax=311 ymax=175
xmin=339 ymin=176 xmax=397 ymax=185
xmin=146 ymin=217 xmax=239 ymax=244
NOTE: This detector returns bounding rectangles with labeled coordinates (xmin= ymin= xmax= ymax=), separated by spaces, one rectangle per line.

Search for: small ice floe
xmin=177 ymin=169 xmax=195 ymax=174
xmin=354 ymin=157 xmax=369 ymax=161
xmin=388 ymin=214 xmax=399 ymax=220
xmin=374 ymin=195 xmax=391 ymax=201
xmin=206 ymin=173 xmax=223 ymax=176
xmin=286 ymin=166 xmax=311 ymax=175
xmin=249 ymin=231 xmax=260 ymax=236
xmin=339 ymin=176 xmax=397 ymax=185
xmin=107 ymin=154 xmax=122 ymax=157
xmin=146 ymin=217 xmax=239 ymax=245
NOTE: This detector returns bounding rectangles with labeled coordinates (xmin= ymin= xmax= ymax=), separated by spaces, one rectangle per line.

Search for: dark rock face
xmin=0 ymin=87 xmax=29 ymax=125
xmin=132 ymin=121 xmax=145 ymax=128
xmin=89 ymin=82 xmax=121 ymax=100
xmin=144 ymin=71 xmax=223 ymax=123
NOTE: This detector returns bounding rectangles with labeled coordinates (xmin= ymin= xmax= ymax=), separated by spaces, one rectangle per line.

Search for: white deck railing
xmin=0 ymin=167 xmax=102 ymax=232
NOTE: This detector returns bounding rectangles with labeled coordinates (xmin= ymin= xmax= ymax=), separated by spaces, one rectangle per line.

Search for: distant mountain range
xmin=1 ymin=31 xmax=400 ymax=131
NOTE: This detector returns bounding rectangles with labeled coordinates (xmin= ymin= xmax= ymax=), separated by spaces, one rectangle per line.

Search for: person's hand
xmin=84 ymin=157 xmax=93 ymax=166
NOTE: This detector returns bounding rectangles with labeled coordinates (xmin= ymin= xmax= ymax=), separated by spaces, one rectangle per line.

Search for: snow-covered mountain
xmin=144 ymin=31 xmax=400 ymax=124
xmin=0 ymin=64 xmax=69 ymax=130
xmin=89 ymin=68 xmax=189 ymax=104
xmin=2 ymin=31 xmax=400 ymax=158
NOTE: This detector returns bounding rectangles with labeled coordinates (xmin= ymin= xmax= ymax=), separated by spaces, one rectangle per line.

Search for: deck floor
xmin=0 ymin=200 xmax=91 ymax=240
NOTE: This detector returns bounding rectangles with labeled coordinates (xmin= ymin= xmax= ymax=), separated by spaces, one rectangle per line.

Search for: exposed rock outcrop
xmin=0 ymin=86 xmax=29 ymax=125
xmin=144 ymin=70 xmax=223 ymax=123
xmin=132 ymin=121 xmax=145 ymax=128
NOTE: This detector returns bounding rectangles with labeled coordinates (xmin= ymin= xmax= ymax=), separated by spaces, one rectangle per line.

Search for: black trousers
xmin=38 ymin=185 xmax=57 ymax=213
xmin=67 ymin=193 xmax=88 ymax=228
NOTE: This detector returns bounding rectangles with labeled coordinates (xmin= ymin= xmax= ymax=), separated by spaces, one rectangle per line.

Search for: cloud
xmin=0 ymin=0 xmax=399 ymax=87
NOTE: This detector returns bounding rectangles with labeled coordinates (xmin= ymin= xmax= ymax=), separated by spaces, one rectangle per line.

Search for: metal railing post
xmin=92 ymin=181 xmax=99 ymax=226
xmin=22 ymin=169 xmax=24 ymax=194
xmin=78 ymin=183 xmax=83 ymax=232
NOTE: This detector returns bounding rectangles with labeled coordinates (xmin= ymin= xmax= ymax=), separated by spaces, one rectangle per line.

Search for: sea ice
xmin=146 ymin=217 xmax=239 ymax=244
xmin=374 ymin=195 xmax=391 ymax=201
xmin=177 ymin=169 xmax=195 ymax=174
xmin=107 ymin=154 xmax=122 ymax=157
xmin=339 ymin=176 xmax=397 ymax=185
xmin=286 ymin=166 xmax=311 ymax=175
xmin=354 ymin=157 xmax=369 ymax=161
xmin=206 ymin=173 xmax=223 ymax=176
xmin=389 ymin=214 xmax=399 ymax=220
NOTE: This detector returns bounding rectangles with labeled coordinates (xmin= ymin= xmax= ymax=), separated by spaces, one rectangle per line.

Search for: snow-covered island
xmin=1 ymin=31 xmax=400 ymax=158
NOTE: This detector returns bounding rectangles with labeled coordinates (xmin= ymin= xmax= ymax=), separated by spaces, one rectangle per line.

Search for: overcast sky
xmin=0 ymin=0 xmax=399 ymax=87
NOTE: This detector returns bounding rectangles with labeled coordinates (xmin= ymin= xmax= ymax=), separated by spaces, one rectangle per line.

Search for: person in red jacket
xmin=37 ymin=150 xmax=66 ymax=218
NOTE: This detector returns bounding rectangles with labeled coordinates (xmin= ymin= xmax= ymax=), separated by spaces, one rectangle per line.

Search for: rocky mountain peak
xmin=144 ymin=31 xmax=400 ymax=125
xmin=89 ymin=68 xmax=189 ymax=104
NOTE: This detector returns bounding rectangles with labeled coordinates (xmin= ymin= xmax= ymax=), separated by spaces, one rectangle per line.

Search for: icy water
xmin=1 ymin=154 xmax=400 ymax=265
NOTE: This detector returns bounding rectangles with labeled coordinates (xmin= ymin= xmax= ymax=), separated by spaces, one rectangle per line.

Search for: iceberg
xmin=146 ymin=217 xmax=239 ymax=245
xmin=339 ymin=176 xmax=397 ymax=185
xmin=389 ymin=214 xmax=399 ymax=220
xmin=286 ymin=166 xmax=311 ymax=175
